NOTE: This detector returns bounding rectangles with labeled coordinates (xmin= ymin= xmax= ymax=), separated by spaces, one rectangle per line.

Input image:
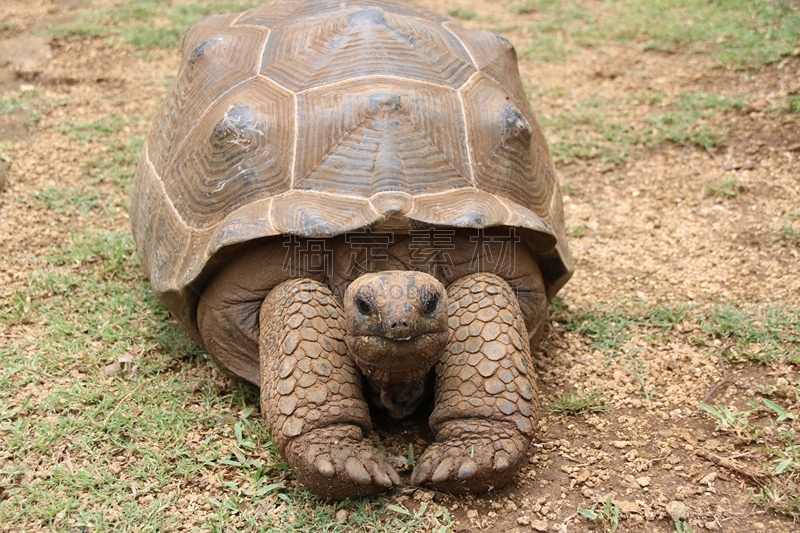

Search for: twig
xmin=62 ymin=446 xmax=75 ymax=475
xmin=694 ymin=447 xmax=767 ymax=482
xmin=701 ymin=342 xmax=734 ymax=404
xmin=103 ymin=377 xmax=153 ymax=425
xmin=561 ymin=452 xmax=585 ymax=464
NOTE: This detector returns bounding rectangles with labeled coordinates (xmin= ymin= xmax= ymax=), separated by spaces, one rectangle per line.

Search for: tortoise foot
xmin=285 ymin=424 xmax=400 ymax=499
xmin=410 ymin=420 xmax=528 ymax=494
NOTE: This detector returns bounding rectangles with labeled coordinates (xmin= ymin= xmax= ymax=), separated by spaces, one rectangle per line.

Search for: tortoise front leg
xmin=410 ymin=273 xmax=539 ymax=493
xmin=259 ymin=278 xmax=399 ymax=499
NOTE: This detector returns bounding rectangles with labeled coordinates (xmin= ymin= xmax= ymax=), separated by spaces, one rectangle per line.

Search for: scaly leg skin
xmin=259 ymin=279 xmax=400 ymax=499
xmin=411 ymin=273 xmax=539 ymax=493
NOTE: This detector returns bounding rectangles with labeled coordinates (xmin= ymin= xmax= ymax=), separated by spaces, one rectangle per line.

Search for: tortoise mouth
xmin=345 ymin=330 xmax=449 ymax=386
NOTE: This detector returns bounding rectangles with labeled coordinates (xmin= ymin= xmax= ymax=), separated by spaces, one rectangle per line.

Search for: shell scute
xmin=147 ymin=25 xmax=268 ymax=174
xmin=295 ymin=79 xmax=470 ymax=197
xmin=161 ymin=76 xmax=294 ymax=229
xmin=259 ymin=5 xmax=476 ymax=92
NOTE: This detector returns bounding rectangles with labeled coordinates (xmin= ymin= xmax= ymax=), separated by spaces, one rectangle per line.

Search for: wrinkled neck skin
xmin=365 ymin=372 xmax=435 ymax=419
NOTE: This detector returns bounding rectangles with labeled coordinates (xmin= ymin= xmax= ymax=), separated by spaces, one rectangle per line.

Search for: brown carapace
xmin=131 ymin=0 xmax=573 ymax=499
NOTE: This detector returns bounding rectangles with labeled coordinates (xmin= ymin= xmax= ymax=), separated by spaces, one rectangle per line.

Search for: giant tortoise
xmin=131 ymin=0 xmax=573 ymax=499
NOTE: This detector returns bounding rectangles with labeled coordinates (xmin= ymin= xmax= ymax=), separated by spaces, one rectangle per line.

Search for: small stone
xmin=574 ymin=469 xmax=590 ymax=484
xmin=748 ymin=98 xmax=768 ymax=112
xmin=612 ymin=440 xmax=629 ymax=449
xmin=665 ymin=500 xmax=689 ymax=521
xmin=516 ymin=515 xmax=530 ymax=526
xmin=636 ymin=476 xmax=651 ymax=487
xmin=531 ymin=519 xmax=548 ymax=532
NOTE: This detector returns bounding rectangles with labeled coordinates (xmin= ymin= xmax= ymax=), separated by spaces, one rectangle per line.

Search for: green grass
xmin=707 ymin=176 xmax=746 ymax=198
xmin=539 ymin=91 xmax=748 ymax=163
xmin=514 ymin=0 xmax=800 ymax=69
xmin=773 ymin=224 xmax=800 ymax=246
xmin=578 ymin=496 xmax=622 ymax=532
xmin=0 ymin=228 xmax=453 ymax=533
xmin=0 ymin=90 xmax=66 ymax=128
xmin=28 ymin=186 xmax=110 ymax=216
xmin=566 ymin=224 xmax=592 ymax=237
xmin=787 ymin=95 xmax=800 ymax=114
xmin=51 ymin=0 xmax=261 ymax=51
xmin=56 ymin=115 xmax=134 ymax=144
xmin=699 ymin=304 xmax=800 ymax=364
xmin=554 ymin=299 xmax=800 ymax=365
xmin=447 ymin=7 xmax=478 ymax=20
xmin=604 ymin=0 xmax=800 ymax=69
xmin=548 ymin=388 xmax=609 ymax=415
xmin=10 ymin=116 xmax=142 ymax=217
xmin=700 ymin=395 xmax=800 ymax=515
xmin=518 ymin=0 xmax=595 ymax=62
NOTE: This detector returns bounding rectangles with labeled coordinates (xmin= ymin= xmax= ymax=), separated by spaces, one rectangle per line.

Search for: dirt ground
xmin=1 ymin=0 xmax=799 ymax=532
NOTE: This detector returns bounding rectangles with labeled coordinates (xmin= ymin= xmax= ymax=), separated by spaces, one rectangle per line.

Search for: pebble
xmin=665 ymin=500 xmax=689 ymax=520
xmin=531 ymin=519 xmax=549 ymax=532
xmin=636 ymin=476 xmax=651 ymax=487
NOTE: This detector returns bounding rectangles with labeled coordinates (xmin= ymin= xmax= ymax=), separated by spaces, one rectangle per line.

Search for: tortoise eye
xmin=355 ymin=296 xmax=373 ymax=316
xmin=421 ymin=291 xmax=440 ymax=316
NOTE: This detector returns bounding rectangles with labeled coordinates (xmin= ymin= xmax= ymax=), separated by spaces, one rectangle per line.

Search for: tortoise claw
xmin=410 ymin=427 xmax=528 ymax=494
xmin=286 ymin=425 xmax=399 ymax=499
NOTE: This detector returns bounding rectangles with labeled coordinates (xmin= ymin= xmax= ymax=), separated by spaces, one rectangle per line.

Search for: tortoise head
xmin=343 ymin=271 xmax=449 ymax=388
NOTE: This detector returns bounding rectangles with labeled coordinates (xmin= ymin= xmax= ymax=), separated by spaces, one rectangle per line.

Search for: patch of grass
xmin=56 ymin=115 xmax=133 ymax=144
xmin=53 ymin=114 xmax=144 ymax=192
xmin=773 ymin=224 xmax=800 ymax=246
xmin=552 ymin=299 xmax=691 ymax=357
xmin=519 ymin=1 xmax=595 ymax=63
xmin=566 ymin=224 xmax=591 ymax=237
xmin=555 ymin=299 xmax=799 ymax=365
xmin=647 ymin=92 xmax=748 ymax=150
xmin=578 ymin=496 xmax=622 ymax=532
xmin=541 ymin=91 xmax=747 ymax=164
xmin=699 ymin=304 xmax=800 ymax=364
xmin=540 ymin=96 xmax=640 ymax=163
xmin=447 ymin=7 xmax=477 ymax=20
xmin=81 ymin=136 xmax=144 ymax=192
xmin=510 ymin=0 xmax=559 ymax=15
xmin=701 ymin=397 xmax=800 ymax=468
xmin=548 ymin=388 xmax=608 ymax=415
xmin=0 ymin=228 xmax=454 ymax=532
xmin=700 ymin=396 xmax=800 ymax=517
xmin=51 ymin=0 xmax=261 ymax=51
xmin=707 ymin=175 xmax=746 ymax=198
xmin=208 ymin=492 xmax=453 ymax=532
xmin=603 ymin=0 xmax=800 ymax=69
xmin=752 ymin=482 xmax=800 ymax=517
xmin=26 ymin=186 xmax=111 ymax=217
xmin=0 ymin=90 xmax=65 ymax=128
xmin=518 ymin=0 xmax=800 ymax=68
xmin=786 ymin=95 xmax=800 ymax=114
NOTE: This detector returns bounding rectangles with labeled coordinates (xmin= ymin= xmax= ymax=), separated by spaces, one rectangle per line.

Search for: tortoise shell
xmin=130 ymin=0 xmax=574 ymax=342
